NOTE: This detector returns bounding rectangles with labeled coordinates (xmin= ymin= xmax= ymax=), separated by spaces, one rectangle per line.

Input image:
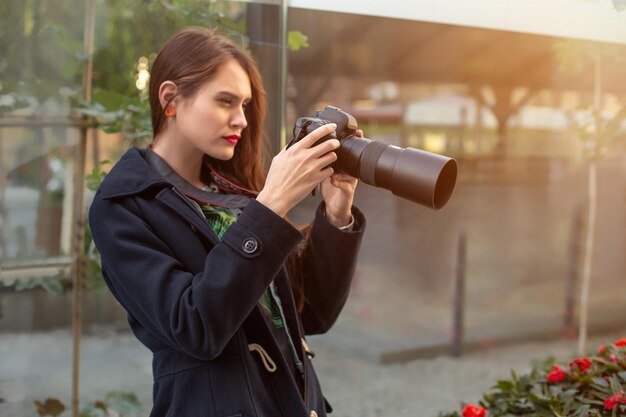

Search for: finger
xmin=312 ymin=152 xmax=338 ymax=171
xmin=355 ymin=129 xmax=364 ymax=138
xmin=331 ymin=173 xmax=357 ymax=182
xmin=309 ymin=138 xmax=340 ymax=158
xmin=331 ymin=177 xmax=352 ymax=189
xmin=291 ymin=123 xmax=337 ymax=150
xmin=311 ymin=167 xmax=334 ymax=188
xmin=320 ymin=166 xmax=334 ymax=178
xmin=331 ymin=177 xmax=357 ymax=189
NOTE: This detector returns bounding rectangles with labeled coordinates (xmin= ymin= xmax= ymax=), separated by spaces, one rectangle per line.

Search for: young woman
xmin=88 ymin=27 xmax=365 ymax=417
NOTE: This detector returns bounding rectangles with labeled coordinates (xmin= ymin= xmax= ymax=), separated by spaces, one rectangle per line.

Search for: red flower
xmin=570 ymin=357 xmax=593 ymax=373
xmin=610 ymin=354 xmax=619 ymax=363
xmin=546 ymin=365 xmax=567 ymax=383
xmin=604 ymin=392 xmax=624 ymax=410
xmin=598 ymin=344 xmax=607 ymax=353
xmin=615 ymin=338 xmax=626 ymax=347
xmin=462 ymin=404 xmax=486 ymax=417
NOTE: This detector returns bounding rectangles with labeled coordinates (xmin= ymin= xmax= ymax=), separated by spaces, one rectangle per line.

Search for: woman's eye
xmin=218 ymin=98 xmax=232 ymax=105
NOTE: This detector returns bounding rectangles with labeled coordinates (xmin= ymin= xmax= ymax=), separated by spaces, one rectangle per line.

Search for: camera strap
xmin=145 ymin=148 xmax=251 ymax=210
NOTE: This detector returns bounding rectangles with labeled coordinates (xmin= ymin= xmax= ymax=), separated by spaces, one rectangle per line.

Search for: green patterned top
xmin=198 ymin=202 xmax=284 ymax=328
xmin=199 ymin=204 xmax=237 ymax=240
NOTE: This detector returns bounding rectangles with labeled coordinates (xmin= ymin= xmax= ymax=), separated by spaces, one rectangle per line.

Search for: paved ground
xmin=2 ymin=324 xmax=625 ymax=417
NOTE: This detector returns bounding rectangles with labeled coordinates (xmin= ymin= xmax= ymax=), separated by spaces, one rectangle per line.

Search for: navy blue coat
xmin=88 ymin=148 xmax=365 ymax=417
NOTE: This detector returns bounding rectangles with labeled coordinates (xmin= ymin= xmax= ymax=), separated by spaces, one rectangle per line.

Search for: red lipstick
xmin=222 ymin=135 xmax=241 ymax=145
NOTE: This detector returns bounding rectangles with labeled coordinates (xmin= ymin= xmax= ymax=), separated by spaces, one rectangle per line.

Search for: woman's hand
xmin=256 ymin=123 xmax=340 ymax=218
xmin=320 ymin=129 xmax=362 ymax=227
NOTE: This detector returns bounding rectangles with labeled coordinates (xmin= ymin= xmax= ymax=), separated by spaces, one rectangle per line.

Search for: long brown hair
xmin=150 ymin=27 xmax=309 ymax=310
xmin=149 ymin=27 xmax=267 ymax=191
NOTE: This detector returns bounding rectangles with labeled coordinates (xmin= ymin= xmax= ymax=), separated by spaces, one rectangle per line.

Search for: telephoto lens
xmin=292 ymin=106 xmax=458 ymax=209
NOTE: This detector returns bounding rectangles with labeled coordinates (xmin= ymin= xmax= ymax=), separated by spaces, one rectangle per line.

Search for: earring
xmin=164 ymin=105 xmax=176 ymax=117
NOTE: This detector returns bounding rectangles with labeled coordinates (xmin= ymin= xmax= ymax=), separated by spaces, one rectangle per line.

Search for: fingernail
xmin=329 ymin=123 xmax=337 ymax=129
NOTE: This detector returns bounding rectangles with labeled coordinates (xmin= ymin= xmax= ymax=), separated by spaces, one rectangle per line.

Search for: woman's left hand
xmin=320 ymin=129 xmax=363 ymax=228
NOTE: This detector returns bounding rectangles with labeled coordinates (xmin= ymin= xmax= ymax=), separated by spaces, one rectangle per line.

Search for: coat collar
xmin=98 ymin=147 xmax=168 ymax=200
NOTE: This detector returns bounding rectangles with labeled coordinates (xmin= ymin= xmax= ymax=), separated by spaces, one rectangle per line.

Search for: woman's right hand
xmin=256 ymin=123 xmax=340 ymax=218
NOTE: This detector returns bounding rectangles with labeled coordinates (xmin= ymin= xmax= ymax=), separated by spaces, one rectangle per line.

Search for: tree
xmin=468 ymin=85 xmax=537 ymax=157
xmin=555 ymin=38 xmax=626 ymax=354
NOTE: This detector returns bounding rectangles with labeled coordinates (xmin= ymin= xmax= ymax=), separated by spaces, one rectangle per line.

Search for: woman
xmin=89 ymin=27 xmax=365 ymax=417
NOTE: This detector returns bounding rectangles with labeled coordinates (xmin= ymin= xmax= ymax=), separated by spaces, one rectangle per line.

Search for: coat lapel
xmin=156 ymin=187 xmax=221 ymax=246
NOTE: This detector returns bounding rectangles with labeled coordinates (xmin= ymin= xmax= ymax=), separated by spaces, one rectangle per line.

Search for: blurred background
xmin=1 ymin=0 xmax=626 ymax=416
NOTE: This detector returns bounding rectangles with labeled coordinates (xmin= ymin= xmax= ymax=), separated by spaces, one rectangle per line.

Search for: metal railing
xmin=1 ymin=257 xmax=74 ymax=282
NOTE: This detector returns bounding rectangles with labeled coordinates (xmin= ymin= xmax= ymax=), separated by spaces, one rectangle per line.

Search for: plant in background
xmin=34 ymin=391 xmax=141 ymax=417
xmin=82 ymin=160 xmax=111 ymax=291
xmin=438 ymin=338 xmax=626 ymax=417
xmin=554 ymin=36 xmax=626 ymax=354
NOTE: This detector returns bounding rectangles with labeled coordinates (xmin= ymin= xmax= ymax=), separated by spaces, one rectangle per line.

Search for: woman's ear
xmin=159 ymin=81 xmax=178 ymax=110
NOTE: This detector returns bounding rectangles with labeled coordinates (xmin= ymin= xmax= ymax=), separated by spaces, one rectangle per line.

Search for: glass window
xmin=1 ymin=1 xmax=285 ymax=415
xmin=288 ymin=6 xmax=626 ymax=363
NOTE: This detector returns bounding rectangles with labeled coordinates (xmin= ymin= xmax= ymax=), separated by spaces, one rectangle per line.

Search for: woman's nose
xmin=231 ymin=107 xmax=248 ymax=129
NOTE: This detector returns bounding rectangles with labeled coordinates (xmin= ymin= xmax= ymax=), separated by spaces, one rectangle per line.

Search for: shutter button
xmin=242 ymin=238 xmax=258 ymax=254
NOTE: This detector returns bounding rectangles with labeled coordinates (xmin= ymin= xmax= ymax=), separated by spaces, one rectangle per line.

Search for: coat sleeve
xmin=89 ymin=192 xmax=304 ymax=360
xmin=299 ymin=202 xmax=366 ymax=335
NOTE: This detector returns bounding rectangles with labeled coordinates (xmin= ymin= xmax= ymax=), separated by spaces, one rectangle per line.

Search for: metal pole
xmin=452 ymin=230 xmax=466 ymax=357
xmin=72 ymin=0 xmax=95 ymax=415
xmin=0 ymin=122 xmax=6 ymax=263
xmin=577 ymin=52 xmax=601 ymax=355
xmin=564 ymin=206 xmax=582 ymax=337
xmin=278 ymin=0 xmax=288 ymax=148
xmin=0 ymin=121 xmax=5 ymax=319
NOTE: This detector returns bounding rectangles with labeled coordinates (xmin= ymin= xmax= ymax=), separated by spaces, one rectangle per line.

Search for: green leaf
xmin=84 ymin=161 xmax=109 ymax=191
xmin=495 ymin=379 xmax=514 ymax=391
xmin=101 ymin=124 xmax=124 ymax=134
xmin=549 ymin=404 xmax=567 ymax=417
xmin=34 ymin=398 xmax=66 ymax=416
xmin=570 ymin=404 xmax=591 ymax=417
xmin=0 ymin=93 xmax=31 ymax=114
xmin=592 ymin=377 xmax=609 ymax=387
xmin=288 ymin=30 xmax=309 ymax=51
xmin=80 ymin=402 xmax=107 ymax=417
xmin=92 ymin=90 xmax=129 ymax=110
xmin=15 ymin=276 xmax=64 ymax=295
xmin=104 ymin=391 xmax=142 ymax=416
xmin=93 ymin=401 xmax=108 ymax=412
xmin=575 ymin=396 xmax=604 ymax=406
xmin=161 ymin=2 xmax=191 ymax=16
xmin=609 ymin=375 xmax=624 ymax=393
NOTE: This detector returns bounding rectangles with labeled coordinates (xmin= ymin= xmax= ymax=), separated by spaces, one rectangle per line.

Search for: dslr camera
xmin=289 ymin=106 xmax=457 ymax=209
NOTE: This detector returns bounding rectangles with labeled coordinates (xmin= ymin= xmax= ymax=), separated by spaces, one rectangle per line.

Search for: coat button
xmin=242 ymin=237 xmax=258 ymax=254
xmin=310 ymin=411 xmax=318 ymax=417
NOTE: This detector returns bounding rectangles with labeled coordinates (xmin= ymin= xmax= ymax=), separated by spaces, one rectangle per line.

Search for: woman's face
xmin=174 ymin=59 xmax=252 ymax=161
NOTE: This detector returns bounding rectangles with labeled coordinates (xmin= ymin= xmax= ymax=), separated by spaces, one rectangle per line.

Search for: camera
xmin=289 ymin=106 xmax=457 ymax=209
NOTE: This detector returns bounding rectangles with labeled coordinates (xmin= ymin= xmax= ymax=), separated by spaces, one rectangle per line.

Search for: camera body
xmin=289 ymin=106 xmax=365 ymax=175
xmin=289 ymin=105 xmax=458 ymax=209
xmin=291 ymin=106 xmax=358 ymax=147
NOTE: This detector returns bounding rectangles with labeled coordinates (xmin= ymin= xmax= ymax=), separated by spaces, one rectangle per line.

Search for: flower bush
xmin=439 ymin=338 xmax=626 ymax=417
